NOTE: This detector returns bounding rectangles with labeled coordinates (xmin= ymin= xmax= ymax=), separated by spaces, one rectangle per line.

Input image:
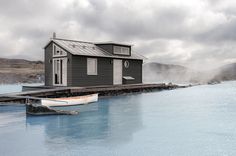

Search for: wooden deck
xmin=0 ymin=83 xmax=187 ymax=104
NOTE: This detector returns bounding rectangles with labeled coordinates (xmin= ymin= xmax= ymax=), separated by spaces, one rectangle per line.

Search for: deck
xmin=0 ymin=83 xmax=187 ymax=104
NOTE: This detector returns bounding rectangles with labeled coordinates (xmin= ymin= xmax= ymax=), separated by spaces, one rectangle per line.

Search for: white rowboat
xmin=41 ymin=94 xmax=98 ymax=107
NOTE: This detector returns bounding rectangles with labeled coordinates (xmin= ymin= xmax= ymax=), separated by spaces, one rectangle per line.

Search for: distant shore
xmin=0 ymin=58 xmax=44 ymax=84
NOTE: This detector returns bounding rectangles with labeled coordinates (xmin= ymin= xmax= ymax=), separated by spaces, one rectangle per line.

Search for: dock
xmin=0 ymin=83 xmax=187 ymax=104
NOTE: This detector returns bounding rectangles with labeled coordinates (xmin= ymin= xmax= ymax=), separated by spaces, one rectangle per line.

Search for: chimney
xmin=53 ymin=32 xmax=56 ymax=39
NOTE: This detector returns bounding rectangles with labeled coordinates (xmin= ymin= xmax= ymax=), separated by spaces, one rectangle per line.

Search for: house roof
xmin=95 ymin=41 xmax=133 ymax=47
xmin=45 ymin=38 xmax=145 ymax=60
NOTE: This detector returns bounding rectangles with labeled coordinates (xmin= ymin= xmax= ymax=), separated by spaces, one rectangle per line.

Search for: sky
xmin=0 ymin=0 xmax=236 ymax=70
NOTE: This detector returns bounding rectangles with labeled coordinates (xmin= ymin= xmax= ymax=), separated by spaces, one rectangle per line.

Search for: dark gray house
xmin=44 ymin=38 xmax=145 ymax=87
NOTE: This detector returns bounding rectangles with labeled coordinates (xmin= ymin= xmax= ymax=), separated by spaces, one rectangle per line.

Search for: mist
xmin=142 ymin=62 xmax=235 ymax=85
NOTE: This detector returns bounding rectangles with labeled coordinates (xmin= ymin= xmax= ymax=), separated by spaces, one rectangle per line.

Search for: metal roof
xmin=47 ymin=38 xmax=145 ymax=60
xmin=95 ymin=41 xmax=133 ymax=46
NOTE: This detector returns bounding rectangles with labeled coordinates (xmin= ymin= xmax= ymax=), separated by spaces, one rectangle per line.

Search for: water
xmin=0 ymin=82 xmax=236 ymax=156
xmin=0 ymin=83 xmax=43 ymax=94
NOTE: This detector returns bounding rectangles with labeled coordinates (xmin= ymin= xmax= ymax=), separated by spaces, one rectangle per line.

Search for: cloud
xmin=0 ymin=0 xmax=235 ymax=70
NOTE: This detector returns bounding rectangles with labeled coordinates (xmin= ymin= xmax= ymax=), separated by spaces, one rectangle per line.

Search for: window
xmin=114 ymin=46 xmax=130 ymax=55
xmin=87 ymin=58 xmax=97 ymax=75
xmin=124 ymin=60 xmax=129 ymax=68
xmin=53 ymin=44 xmax=67 ymax=57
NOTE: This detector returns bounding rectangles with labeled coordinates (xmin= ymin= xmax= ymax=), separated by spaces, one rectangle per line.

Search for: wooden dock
xmin=0 ymin=83 xmax=187 ymax=104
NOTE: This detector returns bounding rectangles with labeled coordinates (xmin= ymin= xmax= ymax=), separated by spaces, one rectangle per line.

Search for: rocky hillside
xmin=143 ymin=62 xmax=236 ymax=84
xmin=0 ymin=58 xmax=44 ymax=84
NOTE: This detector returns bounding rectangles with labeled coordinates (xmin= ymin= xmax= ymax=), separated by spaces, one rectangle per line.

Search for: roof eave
xmin=94 ymin=42 xmax=133 ymax=47
xmin=70 ymin=54 xmax=144 ymax=60
xmin=43 ymin=39 xmax=54 ymax=49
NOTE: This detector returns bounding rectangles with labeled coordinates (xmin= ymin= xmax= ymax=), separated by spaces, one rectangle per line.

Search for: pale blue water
xmin=0 ymin=83 xmax=43 ymax=94
xmin=0 ymin=81 xmax=236 ymax=156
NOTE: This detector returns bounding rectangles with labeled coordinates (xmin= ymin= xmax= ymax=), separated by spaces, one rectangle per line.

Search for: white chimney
xmin=53 ymin=32 xmax=56 ymax=39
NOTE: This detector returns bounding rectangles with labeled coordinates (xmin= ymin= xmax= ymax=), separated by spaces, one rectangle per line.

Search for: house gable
xmin=44 ymin=40 xmax=71 ymax=57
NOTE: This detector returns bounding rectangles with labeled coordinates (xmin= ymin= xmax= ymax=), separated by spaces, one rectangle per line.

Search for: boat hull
xmin=41 ymin=94 xmax=98 ymax=107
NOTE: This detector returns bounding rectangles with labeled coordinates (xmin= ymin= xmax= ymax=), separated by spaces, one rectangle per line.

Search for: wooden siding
xmin=67 ymin=52 xmax=73 ymax=86
xmin=70 ymin=56 xmax=113 ymax=86
xmin=122 ymin=59 xmax=143 ymax=84
xmin=44 ymin=43 xmax=53 ymax=86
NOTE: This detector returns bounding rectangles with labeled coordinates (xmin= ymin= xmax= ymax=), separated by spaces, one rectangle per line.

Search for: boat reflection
xmin=26 ymin=95 xmax=143 ymax=146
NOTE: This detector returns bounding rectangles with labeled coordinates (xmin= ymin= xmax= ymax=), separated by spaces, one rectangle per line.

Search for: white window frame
xmin=113 ymin=46 xmax=130 ymax=55
xmin=87 ymin=58 xmax=97 ymax=75
xmin=53 ymin=43 xmax=67 ymax=57
xmin=52 ymin=57 xmax=67 ymax=86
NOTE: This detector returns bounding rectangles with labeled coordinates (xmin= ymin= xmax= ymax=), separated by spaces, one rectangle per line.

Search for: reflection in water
xmin=0 ymin=105 xmax=25 ymax=128
xmin=26 ymin=95 xmax=143 ymax=146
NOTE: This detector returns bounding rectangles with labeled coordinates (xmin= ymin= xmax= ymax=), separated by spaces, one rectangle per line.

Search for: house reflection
xmin=26 ymin=95 xmax=143 ymax=145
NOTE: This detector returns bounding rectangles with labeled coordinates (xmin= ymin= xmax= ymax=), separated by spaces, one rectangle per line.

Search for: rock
xmin=26 ymin=103 xmax=79 ymax=115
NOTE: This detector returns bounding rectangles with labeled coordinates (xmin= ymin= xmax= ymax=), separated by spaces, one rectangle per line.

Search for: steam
xmin=142 ymin=62 xmax=226 ymax=85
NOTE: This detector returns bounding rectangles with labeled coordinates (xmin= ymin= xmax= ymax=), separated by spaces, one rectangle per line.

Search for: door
xmin=113 ymin=59 xmax=122 ymax=85
xmin=53 ymin=58 xmax=67 ymax=86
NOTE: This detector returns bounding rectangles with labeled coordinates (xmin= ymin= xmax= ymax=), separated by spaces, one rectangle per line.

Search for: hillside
xmin=143 ymin=62 xmax=236 ymax=84
xmin=0 ymin=58 xmax=44 ymax=84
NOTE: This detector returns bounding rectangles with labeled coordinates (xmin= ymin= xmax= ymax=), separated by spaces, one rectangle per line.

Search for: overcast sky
xmin=0 ymin=0 xmax=236 ymax=70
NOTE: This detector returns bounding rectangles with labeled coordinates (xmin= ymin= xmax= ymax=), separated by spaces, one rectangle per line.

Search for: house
xmin=44 ymin=37 xmax=145 ymax=87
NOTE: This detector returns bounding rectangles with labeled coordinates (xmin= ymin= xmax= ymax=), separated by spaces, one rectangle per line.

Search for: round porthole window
xmin=124 ymin=60 xmax=129 ymax=68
